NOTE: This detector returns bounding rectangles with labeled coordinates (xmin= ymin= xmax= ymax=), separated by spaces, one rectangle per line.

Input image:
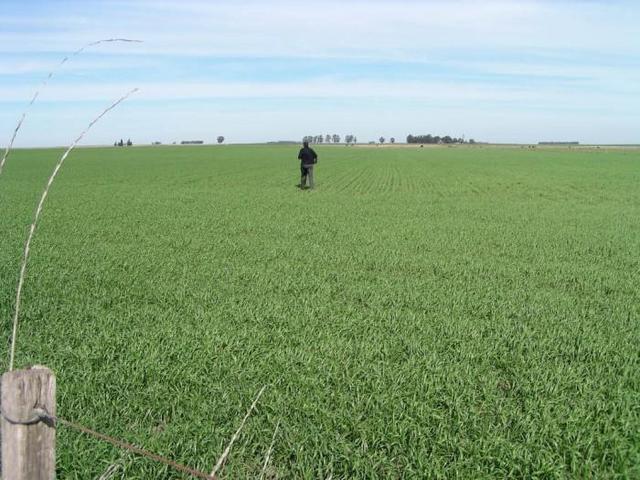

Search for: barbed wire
xmin=3 ymin=383 xmax=269 ymax=479
xmin=13 ymin=409 xmax=217 ymax=480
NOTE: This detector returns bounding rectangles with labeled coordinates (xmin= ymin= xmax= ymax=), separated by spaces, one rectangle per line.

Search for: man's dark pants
xmin=300 ymin=164 xmax=315 ymax=189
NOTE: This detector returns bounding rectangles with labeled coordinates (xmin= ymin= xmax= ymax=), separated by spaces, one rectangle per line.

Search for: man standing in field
xmin=298 ymin=141 xmax=318 ymax=189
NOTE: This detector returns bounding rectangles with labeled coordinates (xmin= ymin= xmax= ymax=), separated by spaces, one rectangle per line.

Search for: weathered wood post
xmin=1 ymin=366 xmax=56 ymax=480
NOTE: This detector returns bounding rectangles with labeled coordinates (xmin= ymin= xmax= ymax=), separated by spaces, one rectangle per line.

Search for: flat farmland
xmin=1 ymin=144 xmax=639 ymax=478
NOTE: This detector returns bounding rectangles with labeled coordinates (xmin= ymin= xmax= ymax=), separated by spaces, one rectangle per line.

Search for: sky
xmin=0 ymin=0 xmax=639 ymax=146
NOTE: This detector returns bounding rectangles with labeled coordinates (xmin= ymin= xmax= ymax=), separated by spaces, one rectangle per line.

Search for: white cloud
xmin=0 ymin=57 xmax=161 ymax=75
xmin=0 ymin=77 xmax=633 ymax=106
xmin=0 ymin=0 xmax=638 ymax=57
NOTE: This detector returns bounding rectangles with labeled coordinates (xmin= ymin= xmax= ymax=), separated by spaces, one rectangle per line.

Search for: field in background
xmin=1 ymin=145 xmax=639 ymax=478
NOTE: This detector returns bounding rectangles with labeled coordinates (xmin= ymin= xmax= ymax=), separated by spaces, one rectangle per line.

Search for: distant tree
xmin=407 ymin=133 xmax=478 ymax=144
xmin=469 ymin=139 xmax=476 ymax=144
xmin=317 ymin=135 xmax=324 ymax=144
xmin=217 ymin=136 xmax=225 ymax=144
xmin=379 ymin=136 xmax=385 ymax=144
xmin=333 ymin=134 xmax=340 ymax=143
xmin=353 ymin=136 xmax=357 ymax=144
xmin=345 ymin=134 xmax=353 ymax=144
xmin=390 ymin=137 xmax=395 ymax=144
xmin=118 ymin=139 xmax=124 ymax=147
xmin=126 ymin=138 xmax=132 ymax=146
xmin=324 ymin=134 xmax=331 ymax=143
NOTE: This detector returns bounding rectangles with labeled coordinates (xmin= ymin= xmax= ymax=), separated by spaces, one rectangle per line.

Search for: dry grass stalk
xmin=96 ymin=462 xmax=122 ymax=480
xmin=8 ymin=88 xmax=139 ymax=371
xmin=210 ymin=385 xmax=267 ymax=477
xmin=259 ymin=420 xmax=280 ymax=480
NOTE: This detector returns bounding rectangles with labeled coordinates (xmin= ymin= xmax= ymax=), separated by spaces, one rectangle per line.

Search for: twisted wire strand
xmin=46 ymin=412 xmax=215 ymax=480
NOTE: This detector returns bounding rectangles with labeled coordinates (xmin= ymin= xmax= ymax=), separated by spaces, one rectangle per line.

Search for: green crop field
xmin=1 ymin=144 xmax=639 ymax=478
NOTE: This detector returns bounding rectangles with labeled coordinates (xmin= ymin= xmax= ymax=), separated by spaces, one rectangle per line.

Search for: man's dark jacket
xmin=298 ymin=146 xmax=318 ymax=166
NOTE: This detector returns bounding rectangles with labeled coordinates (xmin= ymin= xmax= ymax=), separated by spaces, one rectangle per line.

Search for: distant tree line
xmin=114 ymin=138 xmax=133 ymax=147
xmin=299 ymin=134 xmax=477 ymax=146
xmin=303 ymin=134 xmax=358 ymax=145
xmin=407 ymin=134 xmax=475 ymax=144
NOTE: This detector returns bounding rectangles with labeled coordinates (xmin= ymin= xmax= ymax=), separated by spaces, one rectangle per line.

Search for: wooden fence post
xmin=1 ymin=366 xmax=56 ymax=480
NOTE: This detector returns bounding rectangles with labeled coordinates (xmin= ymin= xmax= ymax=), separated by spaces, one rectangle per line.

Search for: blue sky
xmin=1 ymin=0 xmax=639 ymax=146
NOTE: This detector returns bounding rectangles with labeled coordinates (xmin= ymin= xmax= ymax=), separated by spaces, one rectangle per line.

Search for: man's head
xmin=303 ymin=141 xmax=309 ymax=148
